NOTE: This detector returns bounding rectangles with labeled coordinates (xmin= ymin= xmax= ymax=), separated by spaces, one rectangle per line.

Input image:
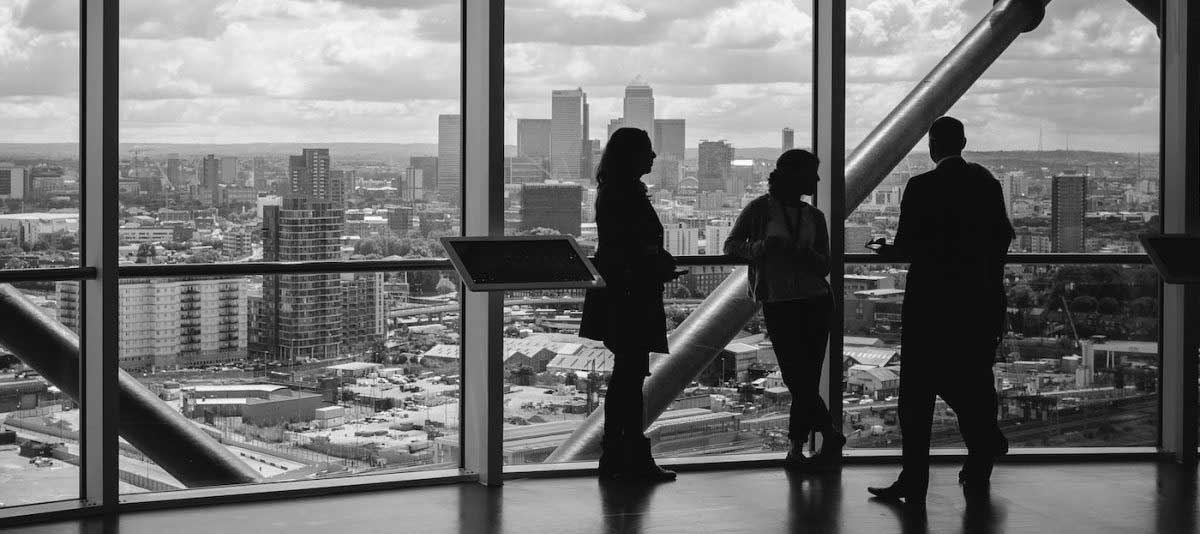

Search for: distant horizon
xmin=0 ymin=141 xmax=1163 ymax=155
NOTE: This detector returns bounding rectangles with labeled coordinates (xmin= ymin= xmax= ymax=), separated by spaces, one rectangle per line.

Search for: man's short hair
xmin=930 ymin=116 xmax=965 ymax=141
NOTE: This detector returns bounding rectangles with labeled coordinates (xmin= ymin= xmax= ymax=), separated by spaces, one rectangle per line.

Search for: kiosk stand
xmin=441 ymin=235 xmax=605 ymax=479
xmin=442 ymin=235 xmax=605 ymax=293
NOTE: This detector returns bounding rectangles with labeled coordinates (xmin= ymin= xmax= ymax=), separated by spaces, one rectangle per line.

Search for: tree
xmin=367 ymin=340 xmax=389 ymax=364
xmin=1007 ymin=284 xmax=1034 ymax=308
xmin=1131 ymin=296 xmax=1158 ymax=318
xmin=519 ymin=227 xmax=561 ymax=236
xmin=435 ymin=276 xmax=457 ymax=294
xmin=1069 ymin=296 xmax=1098 ymax=314
xmin=3 ymin=257 xmax=31 ymax=270
xmin=1097 ymin=297 xmax=1121 ymax=315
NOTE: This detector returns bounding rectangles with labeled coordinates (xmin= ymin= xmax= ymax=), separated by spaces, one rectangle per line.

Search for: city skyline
xmin=0 ymin=0 xmax=1158 ymax=152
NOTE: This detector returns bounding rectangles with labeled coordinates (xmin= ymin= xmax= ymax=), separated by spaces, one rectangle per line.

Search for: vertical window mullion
xmin=1158 ymin=0 xmax=1200 ymax=462
xmin=460 ymin=0 xmax=505 ymax=485
xmin=814 ymin=0 xmax=846 ymax=452
xmin=80 ymin=0 xmax=120 ymax=510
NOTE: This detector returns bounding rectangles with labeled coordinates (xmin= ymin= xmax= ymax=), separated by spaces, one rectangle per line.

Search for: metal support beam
xmin=814 ymin=0 xmax=846 ymax=453
xmin=0 ymin=286 xmax=261 ymax=487
xmin=846 ymin=0 xmax=1047 ymax=210
xmin=1125 ymin=0 xmax=1162 ymax=35
xmin=461 ymin=0 xmax=505 ymax=485
xmin=545 ymin=269 xmax=761 ymax=461
xmin=548 ymin=0 xmax=1051 ymax=462
xmin=1158 ymin=0 xmax=1199 ymax=464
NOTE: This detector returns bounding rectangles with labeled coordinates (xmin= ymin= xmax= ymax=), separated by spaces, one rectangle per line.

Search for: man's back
xmin=893 ymin=157 xmax=1014 ymax=340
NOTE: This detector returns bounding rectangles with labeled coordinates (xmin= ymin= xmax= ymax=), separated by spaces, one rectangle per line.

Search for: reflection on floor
xmin=10 ymin=462 xmax=1200 ymax=534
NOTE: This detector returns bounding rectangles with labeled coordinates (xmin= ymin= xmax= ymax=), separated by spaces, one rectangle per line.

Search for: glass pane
xmin=0 ymin=1 xmax=81 ymax=271
xmin=114 ymin=271 xmax=460 ymax=494
xmin=845 ymin=0 xmax=1159 ymax=254
xmin=118 ymin=1 xmax=460 ymax=265
xmin=842 ymin=262 xmax=1159 ymax=449
xmin=502 ymin=267 xmax=795 ymax=466
xmin=0 ymin=283 xmax=81 ymax=507
xmin=505 ymin=1 xmax=815 ymax=249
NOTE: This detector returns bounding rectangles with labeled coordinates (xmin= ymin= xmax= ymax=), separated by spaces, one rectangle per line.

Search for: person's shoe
xmin=783 ymin=439 xmax=807 ymax=468
xmin=868 ymin=481 xmax=926 ymax=507
xmin=623 ymin=436 xmax=677 ymax=483
xmin=598 ymin=435 xmax=623 ymax=481
xmin=813 ymin=431 xmax=847 ymax=461
xmin=961 ymin=478 xmax=992 ymax=501
xmin=958 ymin=435 xmax=1008 ymax=485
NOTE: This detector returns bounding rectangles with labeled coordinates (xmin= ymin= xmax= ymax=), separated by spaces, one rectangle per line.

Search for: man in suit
xmin=866 ymin=116 xmax=1015 ymax=506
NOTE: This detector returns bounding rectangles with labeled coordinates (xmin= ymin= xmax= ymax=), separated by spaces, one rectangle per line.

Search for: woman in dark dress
xmin=579 ymin=127 xmax=681 ymax=483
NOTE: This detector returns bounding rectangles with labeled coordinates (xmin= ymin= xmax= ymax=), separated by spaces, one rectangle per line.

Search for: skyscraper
xmin=341 ymin=272 xmax=385 ymax=351
xmin=220 ymin=156 xmax=238 ymax=185
xmin=782 ymin=127 xmax=795 ymax=151
xmin=607 ymin=118 xmax=625 ymax=142
xmin=1051 ymin=172 xmax=1087 ymax=253
xmin=517 ymin=119 xmax=552 ymax=160
xmin=654 ymin=119 xmax=686 ymax=161
xmin=698 ymin=140 xmax=734 ymax=193
xmin=519 ymin=183 xmax=582 ymax=236
xmin=663 ymin=222 xmax=700 ymax=256
xmin=0 ymin=167 xmax=26 ymax=200
xmin=551 ymin=88 xmax=587 ymax=183
xmin=201 ymin=155 xmax=220 ymax=190
xmin=287 ymin=149 xmax=338 ymax=205
xmin=438 ymin=114 xmax=462 ymax=202
xmin=409 ymin=156 xmax=438 ymax=201
xmin=166 ymin=154 xmax=182 ymax=186
xmin=253 ymin=197 xmax=345 ymax=362
xmin=704 ymin=220 xmax=733 ymax=256
xmin=623 ymin=77 xmax=654 ymax=137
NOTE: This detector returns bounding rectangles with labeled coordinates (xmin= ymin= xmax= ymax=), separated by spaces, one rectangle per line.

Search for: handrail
xmin=0 ymin=253 xmax=1149 ymax=284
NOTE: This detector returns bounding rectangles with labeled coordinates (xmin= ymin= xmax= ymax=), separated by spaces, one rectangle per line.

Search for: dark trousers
xmin=898 ymin=338 xmax=1006 ymax=492
xmin=763 ymin=295 xmax=833 ymax=442
xmin=604 ymin=350 xmax=647 ymax=442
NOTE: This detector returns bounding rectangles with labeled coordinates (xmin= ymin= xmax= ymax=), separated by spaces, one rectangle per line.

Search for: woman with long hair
xmin=579 ymin=127 xmax=681 ymax=483
xmin=724 ymin=149 xmax=845 ymax=468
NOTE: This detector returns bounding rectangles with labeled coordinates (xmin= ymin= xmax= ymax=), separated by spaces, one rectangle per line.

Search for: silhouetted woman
xmin=580 ymin=127 xmax=680 ymax=483
xmin=724 ymin=149 xmax=845 ymax=468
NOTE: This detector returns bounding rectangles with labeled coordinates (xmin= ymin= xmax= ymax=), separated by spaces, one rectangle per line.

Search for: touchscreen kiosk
xmin=441 ymin=235 xmax=604 ymax=291
xmin=1141 ymin=235 xmax=1200 ymax=284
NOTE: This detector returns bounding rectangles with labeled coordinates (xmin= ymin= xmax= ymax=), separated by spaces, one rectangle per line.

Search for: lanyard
xmin=776 ymin=199 xmax=802 ymax=248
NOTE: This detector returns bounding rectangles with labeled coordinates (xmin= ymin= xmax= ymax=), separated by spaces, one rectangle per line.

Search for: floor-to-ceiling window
xmin=501 ymin=0 xmax=814 ymax=465
xmin=111 ymin=0 xmax=463 ymax=494
xmin=843 ymin=0 xmax=1161 ymax=449
xmin=0 ymin=0 xmax=83 ymax=510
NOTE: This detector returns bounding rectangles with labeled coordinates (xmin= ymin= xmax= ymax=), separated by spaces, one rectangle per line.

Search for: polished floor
xmin=7 ymin=462 xmax=1199 ymax=534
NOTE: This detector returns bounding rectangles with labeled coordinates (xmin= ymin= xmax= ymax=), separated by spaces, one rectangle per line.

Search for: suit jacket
xmin=878 ymin=156 xmax=1014 ymax=346
xmin=579 ymin=181 xmax=674 ymax=355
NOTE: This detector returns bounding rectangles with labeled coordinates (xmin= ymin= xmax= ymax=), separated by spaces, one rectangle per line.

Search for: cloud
xmin=120 ymin=0 xmax=232 ymax=40
xmin=0 ymin=0 xmax=1164 ymax=151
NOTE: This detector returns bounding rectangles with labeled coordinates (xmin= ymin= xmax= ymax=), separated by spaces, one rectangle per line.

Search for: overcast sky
xmin=0 ymin=0 xmax=1159 ymax=152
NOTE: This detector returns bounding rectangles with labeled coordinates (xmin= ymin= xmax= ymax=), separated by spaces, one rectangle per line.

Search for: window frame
xmin=1 ymin=0 xmax=1196 ymax=525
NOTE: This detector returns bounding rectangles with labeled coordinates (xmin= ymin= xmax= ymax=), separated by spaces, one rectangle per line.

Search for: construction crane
xmin=1061 ymin=295 xmax=1082 ymax=349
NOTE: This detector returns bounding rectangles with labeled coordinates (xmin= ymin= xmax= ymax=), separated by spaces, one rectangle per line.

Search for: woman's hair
xmin=768 ymin=149 xmax=819 ymax=197
xmin=596 ymin=127 xmax=653 ymax=186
